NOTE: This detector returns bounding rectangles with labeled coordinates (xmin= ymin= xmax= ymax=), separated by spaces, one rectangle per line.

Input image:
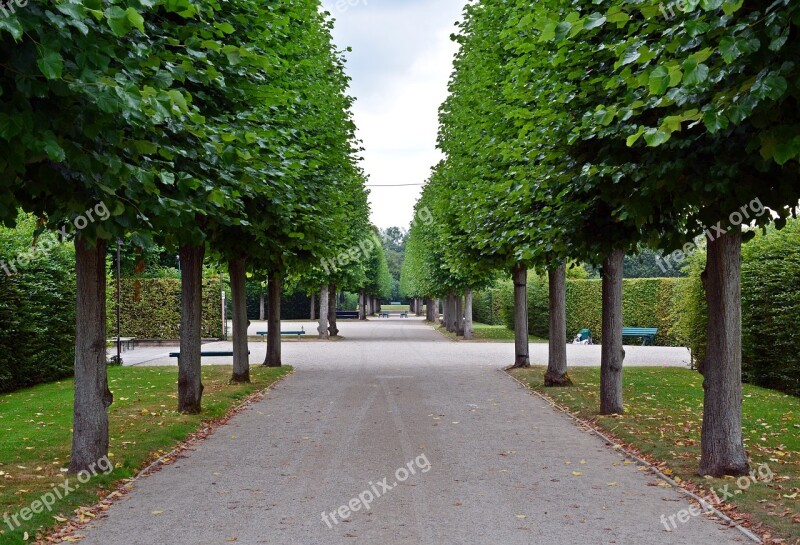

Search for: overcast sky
xmin=322 ymin=0 xmax=466 ymax=231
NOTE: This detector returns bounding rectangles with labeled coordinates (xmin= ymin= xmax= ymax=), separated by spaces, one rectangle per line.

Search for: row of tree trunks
xmin=229 ymin=257 xmax=250 ymax=383
xmin=455 ymin=294 xmax=464 ymax=335
xmin=544 ymin=264 xmax=570 ymax=386
xmin=328 ymin=284 xmax=339 ymax=337
xmin=69 ymin=238 xmax=113 ymax=473
xmin=512 ymin=264 xmax=530 ymax=368
xmin=264 ymin=271 xmax=282 ymax=367
xmin=177 ymin=244 xmax=205 ymax=413
xmin=318 ymin=284 xmax=330 ymax=338
xmin=600 ymin=249 xmax=625 ymax=414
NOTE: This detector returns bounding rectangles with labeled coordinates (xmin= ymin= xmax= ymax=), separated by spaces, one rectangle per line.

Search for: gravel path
xmin=81 ymin=319 xmax=746 ymax=545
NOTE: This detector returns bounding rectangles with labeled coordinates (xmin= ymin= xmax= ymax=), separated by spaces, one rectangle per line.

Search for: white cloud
xmin=325 ymin=0 xmax=465 ymax=229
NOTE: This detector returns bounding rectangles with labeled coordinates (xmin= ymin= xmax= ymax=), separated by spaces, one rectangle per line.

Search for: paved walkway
xmin=114 ymin=318 xmax=692 ymax=368
xmin=83 ymin=319 xmax=745 ymax=544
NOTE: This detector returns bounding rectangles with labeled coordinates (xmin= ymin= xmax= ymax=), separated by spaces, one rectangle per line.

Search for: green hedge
xmin=673 ymin=221 xmax=800 ymax=396
xmin=490 ymin=274 xmax=682 ymax=346
xmin=0 ymin=216 xmax=76 ymax=393
xmin=113 ymin=278 xmax=223 ymax=339
xmin=472 ymin=287 xmax=506 ymax=325
xmin=243 ymin=281 xmax=313 ymax=320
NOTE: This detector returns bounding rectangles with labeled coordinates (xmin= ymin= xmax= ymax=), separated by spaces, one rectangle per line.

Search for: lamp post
xmin=116 ymin=238 xmax=122 ymax=365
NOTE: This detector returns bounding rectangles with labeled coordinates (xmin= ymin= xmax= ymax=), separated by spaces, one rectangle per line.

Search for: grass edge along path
xmin=436 ymin=322 xmax=547 ymax=343
xmin=508 ymin=366 xmax=799 ymax=545
xmin=0 ymin=365 xmax=293 ymax=544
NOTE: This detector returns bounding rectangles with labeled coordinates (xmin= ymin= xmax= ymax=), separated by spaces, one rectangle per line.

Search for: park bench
xmin=168 ymin=351 xmax=248 ymax=361
xmin=108 ymin=337 xmax=136 ymax=351
xmin=256 ymin=329 xmax=306 ymax=341
xmin=379 ymin=311 xmax=389 ymax=318
xmin=336 ymin=311 xmax=360 ymax=319
xmin=400 ymin=311 xmax=408 ymax=318
xmin=622 ymin=327 xmax=659 ymax=346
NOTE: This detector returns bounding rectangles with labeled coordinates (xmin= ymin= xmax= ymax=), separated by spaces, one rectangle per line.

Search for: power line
xmin=365 ymin=183 xmax=425 ymax=187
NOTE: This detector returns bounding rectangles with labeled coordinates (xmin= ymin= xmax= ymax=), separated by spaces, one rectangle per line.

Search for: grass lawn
xmin=380 ymin=304 xmax=411 ymax=311
xmin=510 ymin=366 xmax=799 ymax=543
xmin=438 ymin=322 xmax=547 ymax=343
xmin=0 ymin=365 xmax=291 ymax=544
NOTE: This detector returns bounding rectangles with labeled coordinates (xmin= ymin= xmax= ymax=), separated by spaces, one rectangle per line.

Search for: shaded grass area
xmin=0 ymin=365 xmax=291 ymax=544
xmin=380 ymin=305 xmax=411 ymax=311
xmin=438 ymin=322 xmax=547 ymax=343
xmin=510 ymin=366 xmax=799 ymax=543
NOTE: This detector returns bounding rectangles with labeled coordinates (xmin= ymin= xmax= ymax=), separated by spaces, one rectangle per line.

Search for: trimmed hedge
xmin=0 ymin=217 xmax=76 ymax=393
xmin=673 ymin=221 xmax=800 ymax=396
xmin=244 ymin=281 xmax=313 ymax=320
xmin=114 ymin=278 xmax=223 ymax=339
xmin=472 ymin=287 xmax=506 ymax=325
xmin=489 ymin=275 xmax=682 ymax=346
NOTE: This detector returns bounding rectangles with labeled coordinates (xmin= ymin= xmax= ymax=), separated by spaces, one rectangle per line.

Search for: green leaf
xmin=643 ymin=128 xmax=670 ymax=147
xmin=682 ymin=59 xmax=708 ymax=86
xmin=703 ymin=110 xmax=729 ymax=134
xmin=104 ymin=7 xmax=132 ymax=36
xmin=126 ymin=8 xmax=146 ymax=33
xmin=37 ymin=49 xmax=64 ymax=80
xmin=582 ymin=13 xmax=606 ymax=30
xmin=648 ymin=66 xmax=669 ymax=95
xmin=0 ymin=18 xmax=24 ymax=40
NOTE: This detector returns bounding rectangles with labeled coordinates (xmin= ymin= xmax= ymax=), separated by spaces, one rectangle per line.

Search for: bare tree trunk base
xmin=230 ymin=373 xmax=251 ymax=384
xmin=544 ymin=371 xmax=573 ymax=387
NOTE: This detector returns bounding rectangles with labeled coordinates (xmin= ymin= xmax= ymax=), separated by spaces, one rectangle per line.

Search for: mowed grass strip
xmin=510 ymin=366 xmax=800 ymax=543
xmin=437 ymin=323 xmax=547 ymax=343
xmin=0 ymin=365 xmax=292 ymax=544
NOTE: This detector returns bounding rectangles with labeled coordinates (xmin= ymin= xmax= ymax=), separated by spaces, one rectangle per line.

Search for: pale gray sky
xmin=323 ymin=0 xmax=466 ymax=230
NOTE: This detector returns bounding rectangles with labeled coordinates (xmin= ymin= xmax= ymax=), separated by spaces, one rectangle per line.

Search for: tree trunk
xmin=310 ymin=292 xmax=316 ymax=321
xmin=318 ymin=284 xmax=330 ymax=338
xmin=425 ymin=297 xmax=434 ymax=322
xmin=698 ymin=230 xmax=749 ymax=477
xmin=229 ymin=257 xmax=250 ymax=383
xmin=455 ymin=294 xmax=465 ymax=336
xmin=464 ymin=287 xmax=474 ymax=340
xmin=545 ymin=263 xmax=571 ymax=386
xmin=178 ymin=244 xmax=205 ymax=414
xmin=445 ymin=294 xmax=454 ymax=332
xmin=264 ymin=270 xmax=282 ymax=367
xmin=328 ymin=284 xmax=339 ymax=337
xmin=433 ymin=298 xmax=440 ymax=323
xmin=512 ymin=264 xmax=530 ymax=368
xmin=600 ymin=249 xmax=625 ymax=414
xmin=69 ymin=238 xmax=113 ymax=473
xmin=359 ymin=291 xmax=367 ymax=320
xmin=259 ymin=292 xmax=265 ymax=321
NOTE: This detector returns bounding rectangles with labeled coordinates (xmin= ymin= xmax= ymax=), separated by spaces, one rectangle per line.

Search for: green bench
xmin=256 ymin=329 xmax=305 ymax=341
xmin=622 ymin=327 xmax=658 ymax=346
xmin=336 ymin=311 xmax=360 ymax=320
xmin=169 ymin=351 xmax=248 ymax=361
